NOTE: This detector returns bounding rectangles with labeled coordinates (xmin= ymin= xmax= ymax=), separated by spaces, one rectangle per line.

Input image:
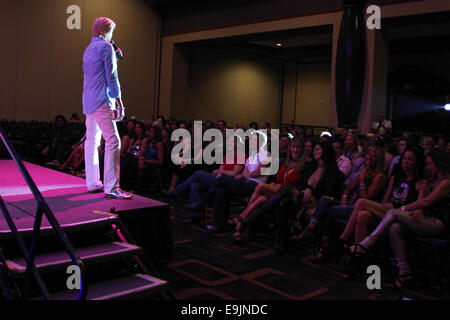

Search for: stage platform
xmin=0 ymin=160 xmax=173 ymax=262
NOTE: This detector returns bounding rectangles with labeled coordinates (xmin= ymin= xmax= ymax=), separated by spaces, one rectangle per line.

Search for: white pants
xmin=84 ymin=103 xmax=121 ymax=194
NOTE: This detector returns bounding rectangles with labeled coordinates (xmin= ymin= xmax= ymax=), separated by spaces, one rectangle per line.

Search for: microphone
xmin=110 ymin=40 xmax=124 ymax=60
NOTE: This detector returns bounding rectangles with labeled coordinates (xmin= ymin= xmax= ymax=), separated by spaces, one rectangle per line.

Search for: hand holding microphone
xmin=110 ymin=40 xmax=124 ymax=60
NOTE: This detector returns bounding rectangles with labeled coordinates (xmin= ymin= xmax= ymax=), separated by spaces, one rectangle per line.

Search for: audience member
xmin=371 ymin=112 xmax=392 ymax=136
xmin=353 ymin=149 xmax=450 ymax=289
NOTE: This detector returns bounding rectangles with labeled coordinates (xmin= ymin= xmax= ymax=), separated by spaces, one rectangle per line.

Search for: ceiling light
xmin=276 ymin=43 xmax=282 ymax=47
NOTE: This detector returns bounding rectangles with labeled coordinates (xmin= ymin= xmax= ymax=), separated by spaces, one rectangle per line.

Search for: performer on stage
xmin=82 ymin=17 xmax=131 ymax=199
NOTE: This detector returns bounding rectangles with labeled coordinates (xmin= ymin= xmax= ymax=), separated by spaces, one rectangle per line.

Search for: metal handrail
xmin=0 ymin=123 xmax=88 ymax=300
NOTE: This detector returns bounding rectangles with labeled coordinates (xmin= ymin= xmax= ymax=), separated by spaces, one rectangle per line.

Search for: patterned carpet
xmin=154 ymin=199 xmax=449 ymax=300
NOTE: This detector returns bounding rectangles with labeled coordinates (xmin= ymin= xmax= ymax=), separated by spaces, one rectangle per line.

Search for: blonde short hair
xmin=92 ymin=17 xmax=116 ymax=38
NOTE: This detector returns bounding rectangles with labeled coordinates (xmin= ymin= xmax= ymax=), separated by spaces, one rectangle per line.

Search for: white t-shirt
xmin=337 ymin=155 xmax=351 ymax=177
xmin=245 ymin=150 xmax=271 ymax=184
xmin=372 ymin=119 xmax=392 ymax=136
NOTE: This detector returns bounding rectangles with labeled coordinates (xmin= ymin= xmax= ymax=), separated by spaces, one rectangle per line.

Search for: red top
xmin=276 ymin=164 xmax=300 ymax=188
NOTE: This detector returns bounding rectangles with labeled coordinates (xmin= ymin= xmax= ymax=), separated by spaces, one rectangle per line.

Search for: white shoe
xmin=105 ymin=188 xmax=132 ymax=200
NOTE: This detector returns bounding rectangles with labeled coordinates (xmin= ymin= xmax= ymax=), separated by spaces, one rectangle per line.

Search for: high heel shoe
xmin=233 ymin=230 xmax=242 ymax=242
xmin=349 ymin=243 xmax=370 ymax=257
xmin=337 ymin=238 xmax=352 ymax=250
xmin=312 ymin=247 xmax=329 ymax=263
xmin=389 ymin=274 xmax=413 ymax=291
xmin=298 ymin=225 xmax=315 ymax=241
xmin=344 ymin=244 xmax=370 ymax=279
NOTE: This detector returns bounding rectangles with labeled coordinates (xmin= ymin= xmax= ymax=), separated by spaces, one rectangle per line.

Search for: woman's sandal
xmin=312 ymin=247 xmax=328 ymax=263
xmin=344 ymin=244 xmax=370 ymax=279
xmin=232 ymin=230 xmax=242 ymax=242
xmin=341 ymin=237 xmax=352 ymax=247
xmin=298 ymin=225 xmax=315 ymax=241
xmin=349 ymin=243 xmax=370 ymax=257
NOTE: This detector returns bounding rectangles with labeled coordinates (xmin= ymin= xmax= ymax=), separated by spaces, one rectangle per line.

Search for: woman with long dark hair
xmin=120 ymin=119 xmax=136 ymax=157
xmin=136 ymin=126 xmax=165 ymax=193
xmin=121 ymin=121 xmax=146 ymax=190
xmin=331 ymin=146 xmax=424 ymax=258
xmin=274 ymin=142 xmax=342 ymax=252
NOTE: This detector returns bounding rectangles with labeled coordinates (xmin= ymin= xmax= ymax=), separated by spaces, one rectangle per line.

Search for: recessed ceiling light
xmin=276 ymin=43 xmax=282 ymax=47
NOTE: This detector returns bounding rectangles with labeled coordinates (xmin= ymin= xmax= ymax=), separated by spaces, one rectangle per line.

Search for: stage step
xmin=7 ymin=242 xmax=142 ymax=274
xmin=49 ymin=274 xmax=168 ymax=300
xmin=0 ymin=211 xmax=119 ymax=239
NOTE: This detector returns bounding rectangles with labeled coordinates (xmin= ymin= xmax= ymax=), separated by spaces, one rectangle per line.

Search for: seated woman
xmin=303 ymin=138 xmax=315 ymax=164
xmin=336 ymin=145 xmax=387 ymax=244
xmin=43 ymin=115 xmax=76 ymax=167
xmin=388 ymin=137 xmax=410 ymax=178
xmin=198 ymin=131 xmax=272 ymax=233
xmin=121 ymin=121 xmax=146 ymax=190
xmin=296 ymin=145 xmax=386 ymax=258
xmin=136 ymin=127 xmax=165 ymax=193
xmin=333 ymin=139 xmax=352 ymax=178
xmin=161 ymin=127 xmax=173 ymax=152
xmin=343 ymin=131 xmax=362 ymax=164
xmin=274 ymin=142 xmax=342 ymax=252
xmin=339 ymin=146 xmax=425 ymax=247
xmin=58 ymin=134 xmax=86 ymax=174
xmin=230 ymin=137 xmax=305 ymax=240
xmin=166 ymin=123 xmax=203 ymax=193
xmin=120 ymin=119 xmax=136 ymax=158
xmin=352 ymin=149 xmax=450 ymax=289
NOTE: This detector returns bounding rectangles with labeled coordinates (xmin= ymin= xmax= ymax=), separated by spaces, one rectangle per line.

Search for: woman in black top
xmin=340 ymin=146 xmax=424 ymax=245
xmin=274 ymin=142 xmax=342 ymax=251
xmin=298 ymin=142 xmax=342 ymax=206
xmin=120 ymin=121 xmax=145 ymax=190
xmin=354 ymin=148 xmax=450 ymax=289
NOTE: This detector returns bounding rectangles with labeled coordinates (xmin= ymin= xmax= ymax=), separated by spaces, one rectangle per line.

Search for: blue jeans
xmin=310 ymin=197 xmax=340 ymax=225
xmin=210 ymin=176 xmax=259 ymax=226
xmin=172 ymin=170 xmax=217 ymax=198
xmin=172 ymin=170 xmax=218 ymax=218
xmin=329 ymin=205 xmax=354 ymax=222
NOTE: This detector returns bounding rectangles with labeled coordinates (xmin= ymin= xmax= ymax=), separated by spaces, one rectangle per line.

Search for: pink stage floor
xmin=0 ymin=160 xmax=169 ymax=236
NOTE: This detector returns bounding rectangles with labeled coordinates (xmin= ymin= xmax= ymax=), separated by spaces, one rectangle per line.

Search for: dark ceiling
xmin=185 ymin=25 xmax=334 ymax=62
xmin=170 ymin=8 xmax=450 ymax=62
xmin=142 ymin=0 xmax=450 ymax=67
xmin=143 ymin=0 xmax=423 ymax=35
